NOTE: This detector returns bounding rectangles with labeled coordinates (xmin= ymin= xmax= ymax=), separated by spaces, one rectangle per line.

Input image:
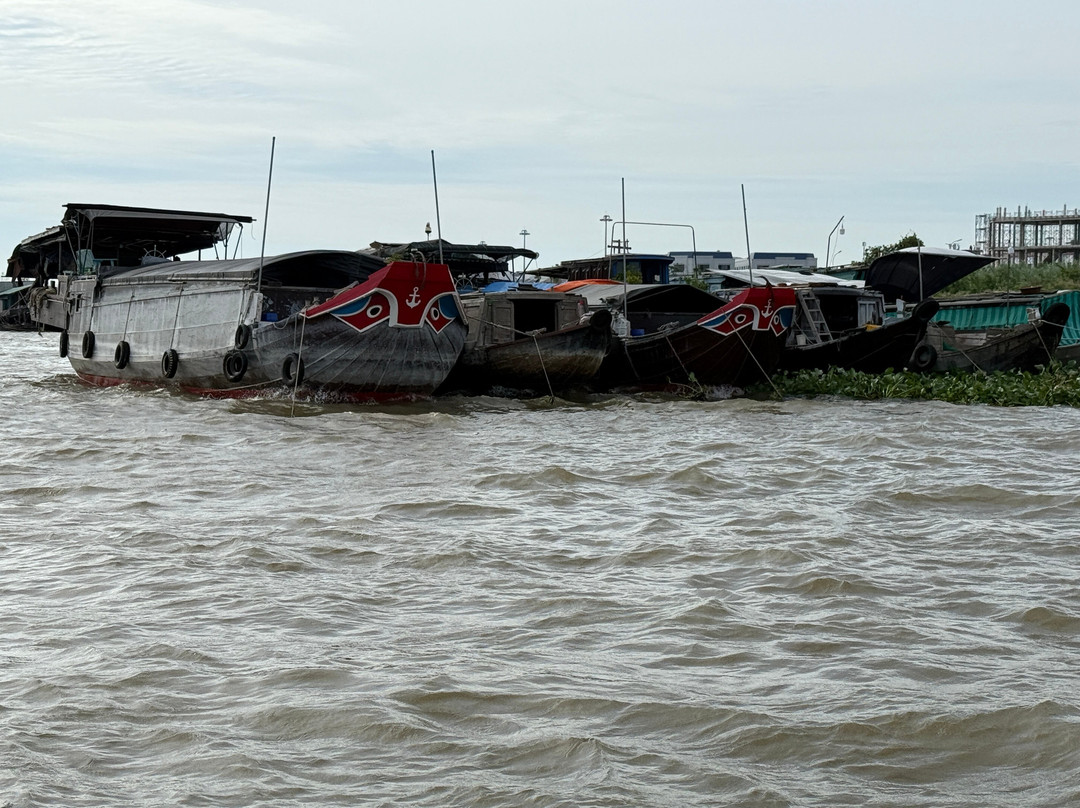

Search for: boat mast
xmin=741 ymin=184 xmax=754 ymax=286
xmin=256 ymin=136 xmax=276 ymax=292
xmin=431 ymin=150 xmax=444 ymax=264
xmin=621 ymin=178 xmax=628 ymax=327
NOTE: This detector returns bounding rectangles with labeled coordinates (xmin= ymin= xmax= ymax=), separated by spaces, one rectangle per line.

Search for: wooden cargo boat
xmin=779 ymin=289 xmax=940 ymax=373
xmin=441 ymin=286 xmax=612 ymax=395
xmin=919 ymin=301 xmax=1070 ymax=373
xmin=20 ymin=204 xmax=467 ymax=400
xmin=366 ymin=239 xmax=612 ymax=395
xmin=574 ymin=283 xmax=797 ymax=391
xmin=708 ymin=268 xmax=940 ymax=373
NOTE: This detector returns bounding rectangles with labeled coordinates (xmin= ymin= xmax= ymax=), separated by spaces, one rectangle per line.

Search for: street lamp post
xmin=600 ymin=215 xmax=612 ymax=257
xmin=519 ymin=229 xmax=530 ymax=281
xmin=825 ymin=215 xmax=845 ymax=270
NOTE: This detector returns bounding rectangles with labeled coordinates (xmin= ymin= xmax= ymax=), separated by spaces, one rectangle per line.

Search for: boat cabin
xmin=459 ymin=287 xmax=587 ymax=350
xmin=537 ymin=254 xmax=673 ymax=285
xmin=7 ymin=204 xmax=255 ymax=280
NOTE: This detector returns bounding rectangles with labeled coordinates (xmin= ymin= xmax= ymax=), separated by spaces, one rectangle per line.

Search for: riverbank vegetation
xmin=749 ymin=363 xmax=1080 ymax=406
xmin=939 ymin=261 xmax=1080 ymax=296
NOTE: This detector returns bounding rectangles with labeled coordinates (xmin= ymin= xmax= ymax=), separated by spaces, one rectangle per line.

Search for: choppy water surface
xmin=3 ymin=331 xmax=1080 ymax=807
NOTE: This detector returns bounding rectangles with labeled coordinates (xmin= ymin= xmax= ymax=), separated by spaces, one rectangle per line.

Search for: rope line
xmin=290 ymin=313 xmax=308 ymax=417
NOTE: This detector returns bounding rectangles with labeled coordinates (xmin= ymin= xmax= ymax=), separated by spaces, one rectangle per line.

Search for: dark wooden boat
xmin=705 ymin=268 xmax=941 ymax=373
xmin=918 ymin=301 xmax=1070 ymax=373
xmin=19 ymin=204 xmax=468 ymax=400
xmin=0 ymin=282 xmax=34 ymax=330
xmin=779 ymin=288 xmax=940 ymax=373
xmin=588 ymin=284 xmax=798 ymax=390
xmin=441 ymin=287 xmax=612 ymax=395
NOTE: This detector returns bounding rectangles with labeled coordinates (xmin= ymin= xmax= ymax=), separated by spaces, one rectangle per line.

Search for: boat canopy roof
xmin=707 ymin=267 xmax=863 ymax=289
xmin=103 ymin=250 xmax=386 ymax=288
xmin=365 ymin=239 xmax=537 ymax=273
xmin=864 ymin=247 xmax=995 ymax=303
xmin=567 ymin=282 xmax=723 ymax=314
xmin=14 ymin=203 xmax=254 ymax=265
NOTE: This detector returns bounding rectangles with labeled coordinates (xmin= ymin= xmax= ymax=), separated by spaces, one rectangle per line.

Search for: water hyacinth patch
xmin=750 ymin=362 xmax=1080 ymax=407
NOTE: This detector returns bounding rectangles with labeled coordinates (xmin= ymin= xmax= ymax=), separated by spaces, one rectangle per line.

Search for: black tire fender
xmin=114 ymin=340 xmax=131 ymax=369
xmin=223 ymin=349 xmax=248 ymax=383
xmin=234 ymin=323 xmax=252 ymax=350
xmin=59 ymin=331 xmax=69 ymax=358
xmin=161 ymin=348 xmax=179 ymax=378
xmin=81 ymin=330 xmax=95 ymax=359
xmin=909 ymin=343 xmax=937 ymax=372
xmin=282 ymin=352 xmax=305 ymax=386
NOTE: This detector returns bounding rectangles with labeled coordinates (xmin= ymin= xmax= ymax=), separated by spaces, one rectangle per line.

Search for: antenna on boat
xmin=917 ymin=237 xmax=924 ymax=301
xmin=621 ymin=178 xmax=629 ymax=327
xmin=431 ymin=150 xmax=444 ymax=264
xmin=256 ymin=136 xmax=276 ymax=291
xmin=741 ymin=184 xmax=754 ymax=286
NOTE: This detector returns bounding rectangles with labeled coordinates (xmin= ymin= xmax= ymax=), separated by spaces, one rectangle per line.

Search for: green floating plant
xmin=749 ymin=361 xmax=1080 ymax=407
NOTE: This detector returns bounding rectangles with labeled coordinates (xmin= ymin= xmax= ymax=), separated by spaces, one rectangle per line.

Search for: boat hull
xmin=922 ymin=302 xmax=1069 ymax=373
xmin=779 ymin=298 xmax=940 ymax=373
xmin=40 ymin=260 xmax=467 ymax=400
xmin=593 ymin=286 xmax=797 ymax=390
xmin=446 ymin=310 xmax=612 ymax=394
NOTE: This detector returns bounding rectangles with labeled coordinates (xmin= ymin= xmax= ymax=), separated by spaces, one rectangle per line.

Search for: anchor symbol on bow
xmin=406 ymin=287 xmax=422 ymax=308
xmin=762 ymin=298 xmax=774 ymax=317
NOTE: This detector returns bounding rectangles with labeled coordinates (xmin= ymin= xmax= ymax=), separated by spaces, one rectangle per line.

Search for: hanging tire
xmin=282 ymin=352 xmax=304 ymax=386
xmin=909 ymin=343 xmax=937 ymax=372
xmin=234 ymin=323 xmax=252 ymax=349
xmin=113 ymin=340 xmax=131 ymax=369
xmin=223 ymin=349 xmax=248 ymax=382
xmin=161 ymin=348 xmax=179 ymax=378
xmin=59 ymin=331 xmax=69 ymax=358
xmin=81 ymin=330 xmax=95 ymax=359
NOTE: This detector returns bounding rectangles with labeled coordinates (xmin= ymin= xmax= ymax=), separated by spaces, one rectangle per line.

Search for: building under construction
xmin=975 ymin=206 xmax=1080 ymax=264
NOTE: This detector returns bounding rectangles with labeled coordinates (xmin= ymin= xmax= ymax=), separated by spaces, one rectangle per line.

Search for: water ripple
xmin=3 ymin=333 xmax=1080 ymax=806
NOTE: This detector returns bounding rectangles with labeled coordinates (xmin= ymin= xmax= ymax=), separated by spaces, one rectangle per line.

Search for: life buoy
xmin=161 ymin=348 xmax=179 ymax=378
xmin=234 ymin=323 xmax=252 ymax=350
xmin=114 ymin=340 xmax=131 ymax=369
xmin=81 ymin=330 xmax=95 ymax=359
xmin=281 ymin=352 xmax=304 ymax=386
xmin=909 ymin=343 xmax=937 ymax=372
xmin=223 ymin=349 xmax=248 ymax=382
xmin=59 ymin=331 xmax=69 ymax=358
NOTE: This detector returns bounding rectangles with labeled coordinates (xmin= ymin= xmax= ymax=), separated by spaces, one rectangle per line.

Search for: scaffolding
xmin=975 ymin=206 xmax=1080 ymax=264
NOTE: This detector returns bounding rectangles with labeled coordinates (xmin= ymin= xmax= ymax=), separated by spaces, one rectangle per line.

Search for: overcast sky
xmin=3 ymin=0 xmax=1079 ymax=269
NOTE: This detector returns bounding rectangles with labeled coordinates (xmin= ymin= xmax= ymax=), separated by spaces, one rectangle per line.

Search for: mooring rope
xmin=732 ymin=326 xmax=782 ymax=399
xmin=290 ymin=313 xmax=308 ymax=417
xmin=1034 ymin=315 xmax=1064 ymax=361
xmin=471 ymin=313 xmax=559 ymax=398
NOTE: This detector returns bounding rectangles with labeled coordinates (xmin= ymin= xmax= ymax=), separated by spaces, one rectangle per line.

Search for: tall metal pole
xmin=519 ymin=229 xmax=530 ymax=281
xmin=621 ymin=179 xmax=628 ymax=327
xmin=256 ymin=136 xmax=276 ymax=292
xmin=431 ymin=150 xmax=444 ymax=264
xmin=741 ymin=184 xmax=754 ymax=286
xmin=601 ymin=214 xmax=612 ymax=257
xmin=917 ymin=241 xmax=924 ymax=301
